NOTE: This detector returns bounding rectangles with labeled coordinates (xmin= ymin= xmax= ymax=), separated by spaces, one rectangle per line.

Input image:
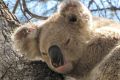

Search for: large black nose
xmin=48 ymin=45 xmax=64 ymax=68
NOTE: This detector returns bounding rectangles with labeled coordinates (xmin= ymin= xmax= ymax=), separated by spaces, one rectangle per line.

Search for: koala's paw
xmin=65 ymin=76 xmax=77 ymax=80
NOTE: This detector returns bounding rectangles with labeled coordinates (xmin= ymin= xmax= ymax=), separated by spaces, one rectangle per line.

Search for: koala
xmin=93 ymin=16 xmax=120 ymax=29
xmin=12 ymin=0 xmax=120 ymax=80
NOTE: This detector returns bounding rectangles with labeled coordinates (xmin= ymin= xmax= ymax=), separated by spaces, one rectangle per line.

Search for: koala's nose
xmin=68 ymin=14 xmax=77 ymax=23
xmin=48 ymin=45 xmax=64 ymax=68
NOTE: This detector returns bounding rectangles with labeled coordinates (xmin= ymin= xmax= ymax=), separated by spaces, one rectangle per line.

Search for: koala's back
xmin=64 ymin=27 xmax=120 ymax=80
xmin=89 ymin=44 xmax=120 ymax=80
xmin=86 ymin=27 xmax=120 ymax=80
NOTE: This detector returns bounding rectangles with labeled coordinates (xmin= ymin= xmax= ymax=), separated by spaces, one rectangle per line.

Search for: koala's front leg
xmin=90 ymin=45 xmax=120 ymax=80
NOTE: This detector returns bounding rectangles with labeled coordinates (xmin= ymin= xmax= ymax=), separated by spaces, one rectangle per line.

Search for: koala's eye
xmin=68 ymin=14 xmax=77 ymax=23
xmin=42 ymin=52 xmax=47 ymax=56
xmin=48 ymin=45 xmax=64 ymax=68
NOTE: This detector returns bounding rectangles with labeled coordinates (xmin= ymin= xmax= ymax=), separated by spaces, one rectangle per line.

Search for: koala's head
xmin=12 ymin=0 xmax=92 ymax=74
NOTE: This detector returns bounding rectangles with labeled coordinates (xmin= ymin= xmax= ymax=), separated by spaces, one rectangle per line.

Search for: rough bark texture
xmin=0 ymin=0 xmax=64 ymax=80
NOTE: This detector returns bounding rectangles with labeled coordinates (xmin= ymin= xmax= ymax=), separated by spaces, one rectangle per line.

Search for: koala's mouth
xmin=55 ymin=62 xmax=73 ymax=74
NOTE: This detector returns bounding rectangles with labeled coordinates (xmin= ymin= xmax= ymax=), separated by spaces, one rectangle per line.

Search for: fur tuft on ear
xmin=11 ymin=23 xmax=42 ymax=60
xmin=58 ymin=0 xmax=80 ymax=13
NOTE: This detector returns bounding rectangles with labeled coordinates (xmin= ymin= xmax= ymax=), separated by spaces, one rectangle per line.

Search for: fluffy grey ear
xmin=58 ymin=0 xmax=80 ymax=13
xmin=11 ymin=23 xmax=42 ymax=61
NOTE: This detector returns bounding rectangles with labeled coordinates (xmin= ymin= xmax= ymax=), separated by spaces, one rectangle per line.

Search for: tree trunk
xmin=0 ymin=0 xmax=63 ymax=80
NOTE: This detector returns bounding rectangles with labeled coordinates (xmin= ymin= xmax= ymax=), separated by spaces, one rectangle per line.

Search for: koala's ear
xmin=58 ymin=0 xmax=80 ymax=13
xmin=11 ymin=23 xmax=43 ymax=61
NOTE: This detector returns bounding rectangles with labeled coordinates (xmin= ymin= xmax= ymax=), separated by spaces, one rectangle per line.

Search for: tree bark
xmin=0 ymin=0 xmax=63 ymax=80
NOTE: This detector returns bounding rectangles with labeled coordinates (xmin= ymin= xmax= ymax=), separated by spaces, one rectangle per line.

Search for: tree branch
xmin=22 ymin=0 xmax=48 ymax=20
xmin=12 ymin=0 xmax=20 ymax=14
xmin=91 ymin=7 xmax=120 ymax=12
xmin=0 ymin=64 xmax=12 ymax=79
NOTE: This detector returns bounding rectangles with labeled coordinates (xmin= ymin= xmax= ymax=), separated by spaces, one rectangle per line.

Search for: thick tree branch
xmin=0 ymin=64 xmax=12 ymax=79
